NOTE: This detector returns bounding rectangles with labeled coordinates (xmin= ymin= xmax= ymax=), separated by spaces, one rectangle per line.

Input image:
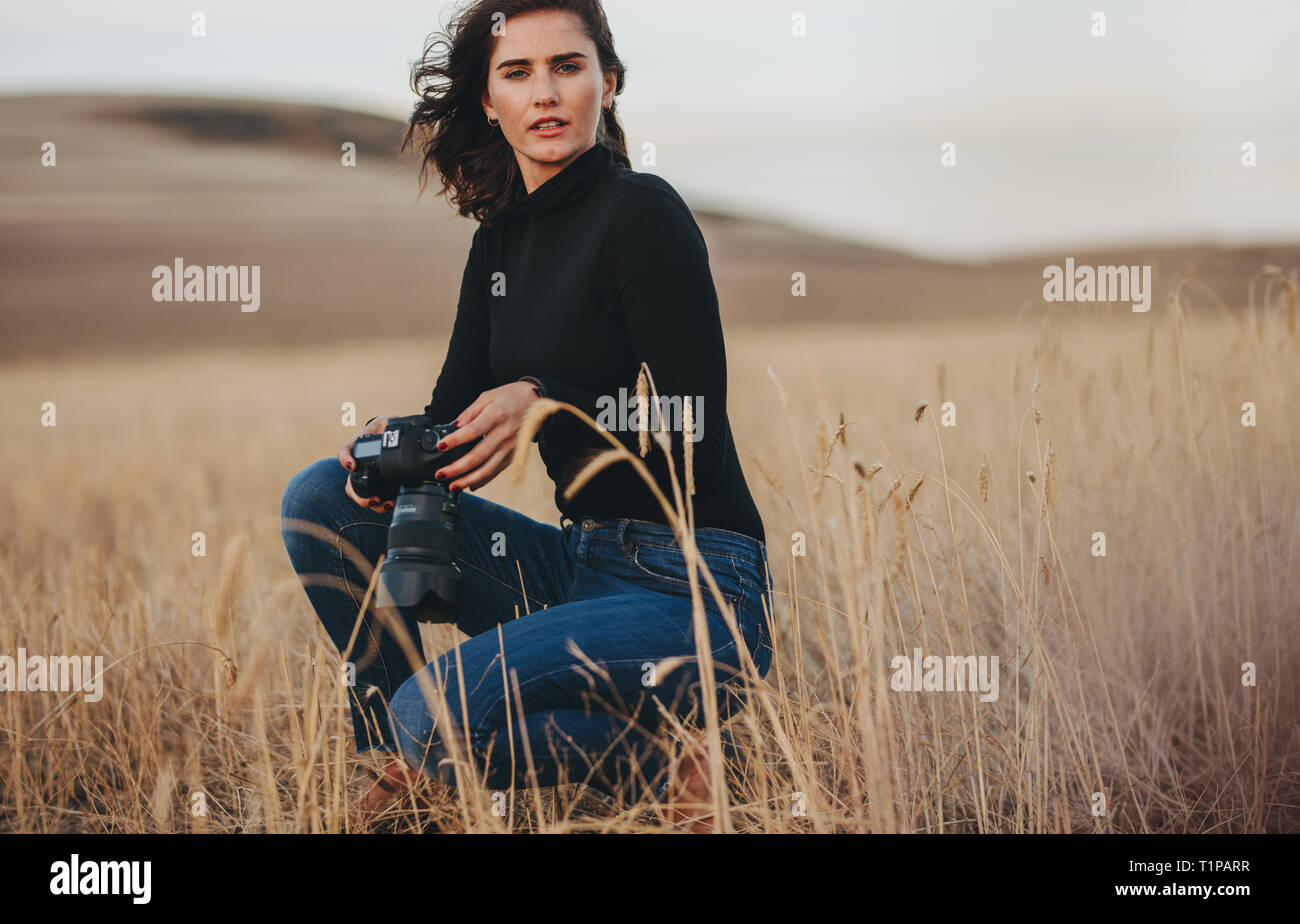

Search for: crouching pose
xmin=281 ymin=0 xmax=774 ymax=831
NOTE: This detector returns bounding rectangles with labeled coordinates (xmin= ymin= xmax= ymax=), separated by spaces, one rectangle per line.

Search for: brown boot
xmin=346 ymin=756 xmax=428 ymax=830
xmin=664 ymin=736 xmax=717 ymax=833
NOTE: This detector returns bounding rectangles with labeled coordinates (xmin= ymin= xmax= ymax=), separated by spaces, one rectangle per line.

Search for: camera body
xmin=349 ymin=415 xmax=482 ymax=624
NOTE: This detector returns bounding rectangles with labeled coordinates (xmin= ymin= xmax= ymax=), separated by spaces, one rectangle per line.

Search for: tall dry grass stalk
xmin=1 ymin=276 xmax=1297 ymax=832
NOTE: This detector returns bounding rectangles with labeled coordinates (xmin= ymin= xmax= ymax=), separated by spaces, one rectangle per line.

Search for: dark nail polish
xmin=437 ymin=441 xmax=447 ymax=450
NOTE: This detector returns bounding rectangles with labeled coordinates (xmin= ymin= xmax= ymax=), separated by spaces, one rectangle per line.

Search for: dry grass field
xmin=2 ymin=287 xmax=1296 ymax=832
xmin=2 ymin=93 xmax=1296 ymax=834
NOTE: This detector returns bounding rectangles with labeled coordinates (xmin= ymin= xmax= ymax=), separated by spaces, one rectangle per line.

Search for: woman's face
xmin=482 ymin=10 xmax=616 ymax=192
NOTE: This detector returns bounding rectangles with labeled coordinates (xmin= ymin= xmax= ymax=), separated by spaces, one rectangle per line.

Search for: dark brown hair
xmin=400 ymin=0 xmax=630 ymax=226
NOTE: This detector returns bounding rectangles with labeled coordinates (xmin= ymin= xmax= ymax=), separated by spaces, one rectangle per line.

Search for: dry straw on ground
xmin=1 ymin=276 xmax=1297 ymax=832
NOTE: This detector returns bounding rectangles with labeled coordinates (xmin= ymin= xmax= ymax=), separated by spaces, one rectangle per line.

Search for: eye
xmin=504 ymin=62 xmax=580 ymax=79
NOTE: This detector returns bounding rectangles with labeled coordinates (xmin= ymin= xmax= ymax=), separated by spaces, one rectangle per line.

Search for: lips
xmin=529 ymin=118 xmax=567 ymax=130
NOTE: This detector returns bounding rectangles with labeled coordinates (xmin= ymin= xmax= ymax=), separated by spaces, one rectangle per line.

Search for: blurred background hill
xmin=3 ymin=93 xmax=1296 ymax=362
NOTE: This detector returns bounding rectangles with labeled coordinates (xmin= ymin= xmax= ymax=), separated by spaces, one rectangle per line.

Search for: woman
xmin=280 ymin=0 xmax=774 ymax=831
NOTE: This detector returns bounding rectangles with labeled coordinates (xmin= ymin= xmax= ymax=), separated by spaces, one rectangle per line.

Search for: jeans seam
xmin=335 ymin=518 xmax=388 ymax=608
xmin=458 ymin=556 xmax=555 ymax=611
xmin=736 ymin=578 xmax=774 ymax=673
xmin=628 ymin=547 xmax=744 ymax=603
xmin=465 ymin=634 xmax=744 ymax=737
xmin=617 ymin=516 xmax=764 ymax=550
xmin=334 ymin=518 xmax=394 ymax=703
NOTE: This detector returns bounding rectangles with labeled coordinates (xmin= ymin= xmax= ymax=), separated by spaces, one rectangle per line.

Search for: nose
xmin=532 ymin=74 xmax=558 ymax=106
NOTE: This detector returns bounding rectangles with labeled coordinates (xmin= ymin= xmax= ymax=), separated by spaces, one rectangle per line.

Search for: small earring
xmin=487 ymin=115 xmax=499 ymax=126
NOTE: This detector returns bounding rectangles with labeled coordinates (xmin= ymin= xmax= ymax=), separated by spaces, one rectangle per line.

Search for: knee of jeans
xmin=388 ymin=681 xmax=437 ymax=769
xmin=280 ymin=459 xmax=338 ymax=549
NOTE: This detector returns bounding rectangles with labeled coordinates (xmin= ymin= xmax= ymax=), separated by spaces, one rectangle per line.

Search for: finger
xmin=440 ymin=401 xmax=488 ymax=450
xmin=341 ymin=418 xmax=386 ymax=470
xmin=437 ymin=427 xmax=501 ymax=481
xmin=437 ymin=411 xmax=499 ymax=470
xmin=344 ymin=473 xmax=384 ymax=509
xmin=451 ymin=444 xmax=512 ymax=493
xmin=454 ymin=393 xmax=494 ymax=430
xmin=347 ymin=481 xmax=373 ymax=508
xmin=453 ymin=447 xmax=511 ymax=493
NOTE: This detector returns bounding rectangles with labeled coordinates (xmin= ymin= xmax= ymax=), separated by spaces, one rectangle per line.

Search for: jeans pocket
xmin=737 ymin=577 xmax=774 ymax=676
xmin=628 ymin=541 xmax=744 ymax=605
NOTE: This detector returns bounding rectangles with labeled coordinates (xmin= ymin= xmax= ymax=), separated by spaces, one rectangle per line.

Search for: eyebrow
xmin=495 ymin=51 xmax=587 ymax=70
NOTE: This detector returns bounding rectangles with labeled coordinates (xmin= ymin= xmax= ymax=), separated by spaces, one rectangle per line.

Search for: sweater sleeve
xmin=423 ymin=227 xmax=496 ymax=425
xmin=539 ymin=182 xmax=731 ymax=494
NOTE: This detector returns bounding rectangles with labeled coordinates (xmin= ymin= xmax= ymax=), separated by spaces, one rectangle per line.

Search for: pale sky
xmin=3 ymin=0 xmax=1298 ymax=259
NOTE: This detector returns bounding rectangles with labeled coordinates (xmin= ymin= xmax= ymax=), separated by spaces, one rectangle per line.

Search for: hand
xmin=433 ymin=382 xmax=540 ymax=492
xmin=339 ymin=415 xmax=395 ymax=513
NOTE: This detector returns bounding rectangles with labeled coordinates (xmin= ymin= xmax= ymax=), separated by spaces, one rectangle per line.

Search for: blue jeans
xmin=280 ymin=456 xmax=774 ymax=803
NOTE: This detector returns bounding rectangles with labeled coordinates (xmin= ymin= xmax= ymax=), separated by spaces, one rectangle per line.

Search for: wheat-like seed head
xmin=683 ymin=399 xmax=695 ymax=497
xmin=1041 ymin=438 xmax=1056 ymax=517
xmin=1039 ymin=555 xmax=1050 ymax=586
xmin=978 ymin=453 xmax=990 ymax=504
xmin=913 ymin=401 xmax=928 ymax=423
xmin=876 ymin=475 xmax=902 ymax=515
xmin=813 ymin=420 xmax=831 ymax=503
xmin=825 ymin=419 xmax=847 ymax=459
xmin=636 ymin=368 xmax=649 ymax=458
xmin=857 ymin=472 xmax=875 ymax=571
xmin=905 ymin=473 xmax=926 ymax=511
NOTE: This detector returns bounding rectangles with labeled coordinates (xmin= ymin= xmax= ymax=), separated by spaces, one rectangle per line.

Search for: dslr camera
xmin=349 ymin=414 xmax=482 ymax=624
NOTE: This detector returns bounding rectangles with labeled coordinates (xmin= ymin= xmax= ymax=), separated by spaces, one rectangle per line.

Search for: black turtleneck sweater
xmin=422 ymin=141 xmax=766 ymax=547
